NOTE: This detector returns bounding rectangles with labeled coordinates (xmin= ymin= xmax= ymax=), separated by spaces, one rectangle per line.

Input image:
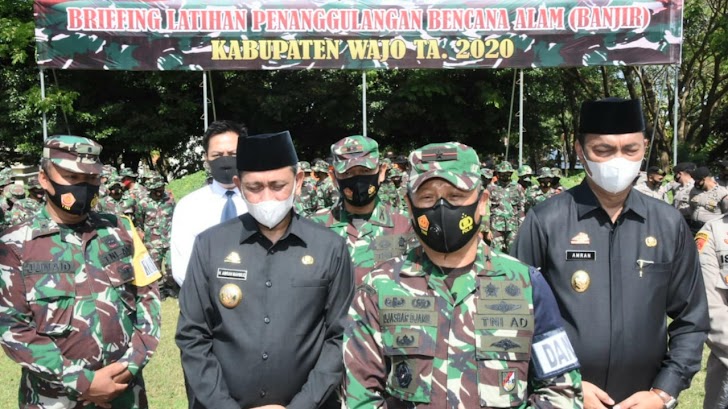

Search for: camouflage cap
xmin=101 ymin=164 xmax=118 ymax=178
xmin=299 ymin=161 xmax=311 ymax=172
xmin=43 ymin=135 xmax=103 ymax=175
xmin=537 ymin=167 xmax=554 ymax=179
xmin=518 ymin=165 xmax=533 ymax=176
xmin=106 ymin=173 xmax=123 ymax=188
xmin=387 ymin=167 xmax=404 ymax=179
xmin=481 ymin=167 xmax=494 ymax=179
xmin=408 ymin=142 xmax=481 ymax=192
xmin=119 ymin=168 xmax=138 ymax=178
xmin=4 ymin=184 xmax=26 ymax=203
xmin=147 ymin=175 xmax=166 ymax=190
xmin=311 ymin=159 xmax=330 ymax=173
xmin=25 ymin=177 xmax=42 ymax=189
xmin=331 ymin=135 xmax=380 ymax=174
xmin=496 ymin=161 xmax=514 ymax=173
xmin=551 ymin=167 xmax=562 ymax=177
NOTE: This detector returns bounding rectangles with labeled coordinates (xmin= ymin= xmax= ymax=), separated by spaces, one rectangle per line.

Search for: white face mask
xmin=583 ymin=155 xmax=642 ymax=194
xmin=242 ymin=182 xmax=296 ymax=229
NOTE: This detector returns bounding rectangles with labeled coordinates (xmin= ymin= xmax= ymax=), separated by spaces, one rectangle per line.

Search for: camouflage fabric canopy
xmin=34 ymin=0 xmax=683 ymax=71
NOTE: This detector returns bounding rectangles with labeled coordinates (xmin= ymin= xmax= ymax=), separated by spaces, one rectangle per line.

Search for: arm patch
xmin=531 ymin=328 xmax=580 ymax=380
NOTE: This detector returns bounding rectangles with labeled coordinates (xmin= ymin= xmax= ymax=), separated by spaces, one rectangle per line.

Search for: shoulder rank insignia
xmin=355 ymin=283 xmax=377 ymax=296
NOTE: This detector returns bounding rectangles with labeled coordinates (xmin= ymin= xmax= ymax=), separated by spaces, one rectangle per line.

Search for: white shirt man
xmin=171 ymin=121 xmax=248 ymax=286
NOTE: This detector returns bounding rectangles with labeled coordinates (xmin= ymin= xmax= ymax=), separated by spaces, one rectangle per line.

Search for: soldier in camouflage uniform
xmin=294 ymin=160 xmax=318 ymax=217
xmin=311 ymin=135 xmax=415 ymax=284
xmin=0 ymin=169 xmax=13 ymax=230
xmin=120 ymin=168 xmax=149 ymax=202
xmin=312 ymin=159 xmax=339 ymax=212
xmin=525 ymin=167 xmax=560 ymax=213
xmin=517 ymin=165 xmax=534 ymax=190
xmin=378 ymin=167 xmax=407 ymax=212
xmin=8 ymin=178 xmax=45 ymax=227
xmin=550 ymin=167 xmax=565 ymax=193
xmin=0 ymin=135 xmax=161 ymax=409
xmin=488 ymin=162 xmax=526 ymax=253
xmin=4 ymin=183 xmax=26 ymax=211
xmin=97 ymin=173 xmax=139 ymax=227
xmin=344 ymin=142 xmax=583 ymax=408
xmin=136 ymin=175 xmax=177 ymax=299
xmin=99 ymin=164 xmax=118 ymax=198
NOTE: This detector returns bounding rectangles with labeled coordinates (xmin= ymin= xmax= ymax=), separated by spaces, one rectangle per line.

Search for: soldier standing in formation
xmin=665 ymin=162 xmax=696 ymax=225
xmin=689 ymin=166 xmax=728 ymax=234
xmin=312 ymin=159 xmax=339 ymax=211
xmin=0 ymin=135 xmax=161 ymax=408
xmin=633 ymin=166 xmax=668 ymax=202
xmin=525 ymin=167 xmax=560 ymax=213
xmin=344 ymin=142 xmax=582 ymax=408
xmin=512 ymin=98 xmax=708 ymax=409
xmin=516 ymin=165 xmax=534 ymax=190
xmin=695 ymin=215 xmax=728 ymax=409
xmin=311 ymin=135 xmax=414 ymax=285
xmin=8 ymin=178 xmax=45 ymax=226
xmin=294 ymin=160 xmax=318 ymax=217
xmin=488 ymin=161 xmax=525 ymax=253
xmin=97 ymin=173 xmax=138 ymax=226
xmin=137 ymin=175 xmax=177 ymax=299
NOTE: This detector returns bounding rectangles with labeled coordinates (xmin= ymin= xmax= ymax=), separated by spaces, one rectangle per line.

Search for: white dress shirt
xmin=171 ymin=180 xmax=248 ymax=285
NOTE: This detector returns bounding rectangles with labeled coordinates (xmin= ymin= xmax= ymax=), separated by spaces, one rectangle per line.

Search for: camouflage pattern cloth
xmin=97 ymin=175 xmax=137 ymax=224
xmin=314 ymin=176 xmax=339 ymax=211
xmin=0 ymin=202 xmax=161 ymax=408
xmin=344 ymin=244 xmax=583 ymax=408
xmin=4 ymin=183 xmax=26 ymax=205
xmin=524 ymin=167 xmax=559 ymax=213
xmin=310 ymin=197 xmax=415 ymax=284
xmin=378 ymin=168 xmax=407 ymax=213
xmin=120 ymin=168 xmax=149 ymax=202
xmin=7 ymin=197 xmax=43 ymax=227
xmin=488 ymin=162 xmax=525 ymax=253
xmin=137 ymin=176 xmax=176 ymax=297
xmin=517 ymin=165 xmax=534 ymax=189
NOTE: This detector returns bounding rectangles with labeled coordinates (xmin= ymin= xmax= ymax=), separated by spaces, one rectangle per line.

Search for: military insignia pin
xmin=571 ymin=270 xmax=590 ymax=293
xmin=395 ymin=361 xmax=412 ymax=388
xmin=219 ymin=283 xmax=243 ymax=308
xmin=224 ymin=252 xmax=241 ymax=264
xmin=645 ymin=236 xmax=657 ymax=247
xmin=500 ymin=370 xmax=517 ymax=394
xmin=570 ymin=232 xmax=590 ymax=245
xmin=301 ymin=255 xmax=315 ymax=265
xmin=417 ymin=215 xmax=430 ymax=233
xmin=60 ymin=192 xmax=76 ymax=210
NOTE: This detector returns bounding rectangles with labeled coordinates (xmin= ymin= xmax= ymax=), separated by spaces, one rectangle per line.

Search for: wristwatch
xmin=651 ymin=388 xmax=678 ymax=409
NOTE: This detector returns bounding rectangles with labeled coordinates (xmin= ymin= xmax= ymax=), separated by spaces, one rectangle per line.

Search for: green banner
xmin=34 ymin=0 xmax=684 ymax=70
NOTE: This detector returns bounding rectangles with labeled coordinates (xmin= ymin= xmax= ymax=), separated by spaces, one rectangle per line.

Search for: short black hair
xmin=203 ymin=120 xmax=247 ymax=153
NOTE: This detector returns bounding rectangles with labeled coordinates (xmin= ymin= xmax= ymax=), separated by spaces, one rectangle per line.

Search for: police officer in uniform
xmin=665 ymin=162 xmax=696 ymax=224
xmin=689 ymin=167 xmax=728 ymax=234
xmin=176 ymin=131 xmax=354 ymax=409
xmin=0 ymin=135 xmax=161 ymax=408
xmin=512 ymin=98 xmax=709 ymax=409
xmin=344 ymin=142 xmax=582 ymax=408
xmin=633 ymin=166 xmax=668 ymax=202
xmin=696 ymin=216 xmax=728 ymax=409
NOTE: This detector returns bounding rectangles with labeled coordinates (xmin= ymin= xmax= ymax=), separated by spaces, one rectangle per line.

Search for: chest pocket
xmin=381 ymin=325 xmax=438 ymax=403
xmin=372 ymin=235 xmax=411 ymax=263
xmin=23 ymin=268 xmax=76 ymax=336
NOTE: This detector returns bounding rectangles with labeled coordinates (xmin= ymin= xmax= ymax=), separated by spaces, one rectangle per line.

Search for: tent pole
xmin=518 ymin=69 xmax=524 ymax=168
xmin=362 ymin=72 xmax=367 ymax=137
xmin=505 ymin=70 xmax=516 ymax=161
xmin=209 ymin=71 xmax=217 ymax=122
xmin=203 ymin=72 xmax=208 ymax=131
xmin=673 ymin=65 xmax=679 ymax=166
xmin=40 ymin=69 xmax=48 ymax=141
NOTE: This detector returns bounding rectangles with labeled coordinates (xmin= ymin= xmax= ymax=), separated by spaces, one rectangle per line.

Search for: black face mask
xmin=109 ymin=186 xmax=124 ymax=200
xmin=409 ymin=194 xmax=481 ymax=253
xmin=46 ymin=179 xmax=100 ymax=216
xmin=539 ymin=181 xmax=551 ymax=190
xmin=209 ymin=156 xmax=237 ymax=185
xmin=697 ymin=180 xmax=706 ymax=190
xmin=150 ymin=189 xmax=164 ymax=200
xmin=497 ymin=174 xmax=512 ymax=187
xmin=518 ymin=178 xmax=532 ymax=188
xmin=337 ymin=173 xmax=380 ymax=207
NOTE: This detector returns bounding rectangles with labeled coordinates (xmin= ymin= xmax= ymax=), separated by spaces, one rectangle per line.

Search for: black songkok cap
xmin=647 ymin=166 xmax=666 ymax=176
xmin=690 ymin=166 xmax=711 ymax=180
xmin=579 ymin=98 xmax=645 ymax=135
xmin=237 ymin=131 xmax=299 ymax=172
xmin=673 ymin=162 xmax=696 ymax=173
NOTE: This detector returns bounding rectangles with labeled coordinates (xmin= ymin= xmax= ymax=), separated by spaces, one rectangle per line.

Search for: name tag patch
xmin=565 ymin=250 xmax=596 ymax=261
xmin=532 ymin=328 xmax=580 ymax=379
xmin=100 ymin=245 xmax=133 ymax=266
xmin=474 ymin=314 xmax=534 ymax=331
xmin=380 ymin=311 xmax=438 ymax=327
xmin=217 ymin=268 xmax=248 ymax=280
xmin=22 ymin=261 xmax=74 ymax=275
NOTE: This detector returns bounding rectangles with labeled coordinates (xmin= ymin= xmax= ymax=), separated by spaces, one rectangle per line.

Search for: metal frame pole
xmin=673 ymin=65 xmax=679 ymax=166
xmin=518 ymin=69 xmax=524 ymax=168
xmin=362 ymin=72 xmax=367 ymax=137
xmin=505 ymin=70 xmax=517 ymax=161
xmin=203 ymin=71 xmax=208 ymax=131
xmin=40 ymin=69 xmax=48 ymax=140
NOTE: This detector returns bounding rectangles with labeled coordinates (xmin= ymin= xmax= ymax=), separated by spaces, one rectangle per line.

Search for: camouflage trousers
xmin=20 ymin=368 xmax=148 ymax=409
xmin=491 ymin=230 xmax=517 ymax=254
